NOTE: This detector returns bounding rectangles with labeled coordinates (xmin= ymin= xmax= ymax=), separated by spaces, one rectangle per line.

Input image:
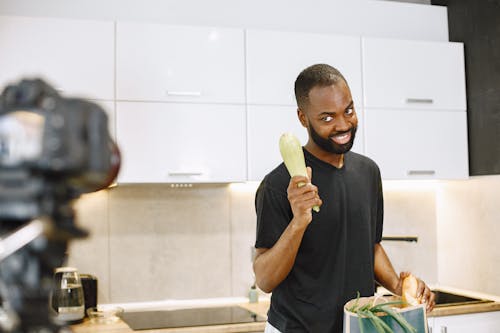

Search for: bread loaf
xmin=402 ymin=274 xmax=421 ymax=306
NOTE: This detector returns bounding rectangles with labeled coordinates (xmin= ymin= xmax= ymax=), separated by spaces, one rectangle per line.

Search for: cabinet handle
xmin=168 ymin=172 xmax=204 ymax=176
xmin=440 ymin=327 xmax=447 ymax=333
xmin=407 ymin=170 xmax=436 ymax=176
xmin=166 ymin=91 xmax=202 ymax=97
xmin=406 ymin=98 xmax=434 ymax=104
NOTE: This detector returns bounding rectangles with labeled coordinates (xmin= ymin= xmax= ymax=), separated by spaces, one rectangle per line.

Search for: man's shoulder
xmin=347 ymin=151 xmax=381 ymax=173
xmin=347 ymin=151 xmax=378 ymax=170
xmin=259 ymin=163 xmax=290 ymax=193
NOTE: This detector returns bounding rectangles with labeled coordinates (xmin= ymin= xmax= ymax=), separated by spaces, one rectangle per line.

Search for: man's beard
xmin=308 ymin=122 xmax=357 ymax=154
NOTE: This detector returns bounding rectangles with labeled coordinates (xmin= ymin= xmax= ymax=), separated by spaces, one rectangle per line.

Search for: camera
xmin=0 ymin=78 xmax=120 ymax=332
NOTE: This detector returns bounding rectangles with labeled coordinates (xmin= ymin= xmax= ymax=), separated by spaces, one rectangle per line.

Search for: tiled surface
xmin=382 ymin=188 xmax=438 ymax=285
xmin=68 ymin=176 xmax=500 ymax=303
xmin=68 ymin=190 xmax=111 ymax=303
xmin=107 ymin=184 xmax=232 ymax=302
xmin=228 ymin=183 xmax=259 ymax=297
xmin=436 ymin=176 xmax=500 ymax=296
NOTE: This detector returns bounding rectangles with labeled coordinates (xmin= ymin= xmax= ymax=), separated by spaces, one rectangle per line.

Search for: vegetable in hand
xmin=279 ymin=132 xmax=319 ymax=212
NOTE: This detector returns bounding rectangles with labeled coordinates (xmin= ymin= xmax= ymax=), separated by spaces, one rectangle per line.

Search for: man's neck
xmin=304 ymin=143 xmax=344 ymax=168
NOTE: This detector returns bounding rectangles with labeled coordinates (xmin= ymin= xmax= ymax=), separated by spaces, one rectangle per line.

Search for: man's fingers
xmin=306 ymin=166 xmax=312 ymax=181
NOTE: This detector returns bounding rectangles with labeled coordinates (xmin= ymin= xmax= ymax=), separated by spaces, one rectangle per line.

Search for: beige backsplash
xmin=67 ymin=176 xmax=500 ymax=304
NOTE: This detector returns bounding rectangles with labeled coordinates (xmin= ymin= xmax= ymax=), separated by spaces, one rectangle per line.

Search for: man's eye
xmin=346 ymin=108 xmax=354 ymax=115
xmin=322 ymin=115 xmax=333 ymax=122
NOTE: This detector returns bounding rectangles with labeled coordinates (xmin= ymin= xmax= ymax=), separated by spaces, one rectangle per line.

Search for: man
xmin=253 ymin=64 xmax=435 ymax=332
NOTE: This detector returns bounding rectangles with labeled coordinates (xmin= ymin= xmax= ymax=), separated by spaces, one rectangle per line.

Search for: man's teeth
xmin=331 ymin=132 xmax=351 ymax=144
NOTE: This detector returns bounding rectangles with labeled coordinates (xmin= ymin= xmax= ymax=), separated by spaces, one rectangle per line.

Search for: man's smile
xmin=330 ymin=130 xmax=352 ymax=145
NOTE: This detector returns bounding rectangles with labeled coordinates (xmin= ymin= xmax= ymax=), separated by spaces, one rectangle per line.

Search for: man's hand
xmin=287 ymin=166 xmax=322 ymax=228
xmin=396 ymin=271 xmax=436 ymax=312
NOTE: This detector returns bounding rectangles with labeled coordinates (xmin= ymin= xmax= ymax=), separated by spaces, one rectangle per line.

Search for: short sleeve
xmin=254 ymin=178 xmax=293 ymax=249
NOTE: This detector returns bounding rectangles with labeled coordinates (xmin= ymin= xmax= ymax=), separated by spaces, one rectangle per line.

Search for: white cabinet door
xmin=116 ymin=102 xmax=246 ymax=183
xmin=246 ymin=30 xmax=363 ymax=107
xmin=364 ymin=109 xmax=468 ymax=180
xmin=362 ymin=38 xmax=466 ymax=111
xmin=247 ymin=105 xmax=307 ymax=181
xmin=0 ymin=16 xmax=114 ymax=100
xmin=247 ymin=105 xmax=364 ymax=181
xmin=116 ymin=23 xmax=245 ymax=104
xmin=432 ymin=311 xmax=500 ymax=333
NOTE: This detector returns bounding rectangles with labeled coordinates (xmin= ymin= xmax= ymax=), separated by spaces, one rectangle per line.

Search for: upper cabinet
xmin=364 ymin=109 xmax=468 ymax=179
xmin=0 ymin=16 xmax=114 ymax=100
xmin=116 ymin=102 xmax=246 ymax=183
xmin=247 ymin=105 xmax=308 ymax=181
xmin=245 ymin=30 xmax=365 ymax=181
xmin=362 ymin=38 xmax=469 ymax=179
xmin=116 ymin=23 xmax=245 ymax=104
xmin=246 ymin=30 xmax=363 ymax=108
xmin=247 ymin=105 xmax=365 ymax=181
xmin=362 ymin=38 xmax=466 ymax=111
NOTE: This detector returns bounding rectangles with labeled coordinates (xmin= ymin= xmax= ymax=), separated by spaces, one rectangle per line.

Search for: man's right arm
xmin=253 ymin=168 xmax=321 ymax=293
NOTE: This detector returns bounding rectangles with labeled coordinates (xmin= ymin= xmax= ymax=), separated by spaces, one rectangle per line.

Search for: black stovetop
xmin=120 ymin=305 xmax=266 ymax=330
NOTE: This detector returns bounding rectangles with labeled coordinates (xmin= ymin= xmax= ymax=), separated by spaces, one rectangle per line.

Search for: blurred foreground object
xmin=0 ymin=78 xmax=120 ymax=332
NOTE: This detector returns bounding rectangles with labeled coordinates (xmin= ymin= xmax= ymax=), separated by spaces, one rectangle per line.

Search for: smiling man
xmin=253 ymin=64 xmax=435 ymax=332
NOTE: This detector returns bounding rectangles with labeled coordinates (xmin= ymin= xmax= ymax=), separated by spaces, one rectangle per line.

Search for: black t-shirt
xmin=255 ymin=149 xmax=384 ymax=333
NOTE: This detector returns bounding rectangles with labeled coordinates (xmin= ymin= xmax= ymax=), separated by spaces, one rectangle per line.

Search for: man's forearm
xmin=253 ymin=219 xmax=308 ymax=293
xmin=373 ymin=243 xmax=401 ymax=295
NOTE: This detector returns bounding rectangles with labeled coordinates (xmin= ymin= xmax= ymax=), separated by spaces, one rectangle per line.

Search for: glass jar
xmin=49 ymin=267 xmax=85 ymax=323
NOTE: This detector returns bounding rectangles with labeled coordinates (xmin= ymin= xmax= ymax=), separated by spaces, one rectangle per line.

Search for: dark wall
xmin=432 ymin=0 xmax=500 ymax=175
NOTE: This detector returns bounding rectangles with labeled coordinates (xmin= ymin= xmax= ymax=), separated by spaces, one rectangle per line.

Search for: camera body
xmin=0 ymin=78 xmax=119 ymax=222
xmin=0 ymin=78 xmax=120 ymax=332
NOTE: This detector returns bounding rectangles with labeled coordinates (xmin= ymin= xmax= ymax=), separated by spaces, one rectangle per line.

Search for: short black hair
xmin=294 ymin=64 xmax=348 ymax=109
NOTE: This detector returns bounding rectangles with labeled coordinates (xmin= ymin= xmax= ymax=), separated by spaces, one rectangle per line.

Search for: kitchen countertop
xmin=71 ymin=287 xmax=500 ymax=333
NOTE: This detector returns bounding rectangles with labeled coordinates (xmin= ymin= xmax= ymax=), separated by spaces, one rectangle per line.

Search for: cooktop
xmin=120 ymin=305 xmax=266 ymax=330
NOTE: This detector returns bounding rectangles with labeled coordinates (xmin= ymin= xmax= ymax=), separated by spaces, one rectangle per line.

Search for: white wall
xmin=436 ymin=176 xmax=500 ymax=296
xmin=0 ymin=0 xmax=448 ymax=41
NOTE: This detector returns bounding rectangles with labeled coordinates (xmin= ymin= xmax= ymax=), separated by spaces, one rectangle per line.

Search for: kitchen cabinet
xmin=433 ymin=0 xmax=500 ymax=175
xmin=362 ymin=38 xmax=466 ymax=111
xmin=0 ymin=16 xmax=114 ymax=100
xmin=116 ymin=102 xmax=246 ymax=183
xmin=246 ymin=29 xmax=363 ymax=107
xmin=362 ymin=37 xmax=468 ymax=179
xmin=429 ymin=311 xmax=500 ymax=333
xmin=116 ymin=22 xmax=245 ymax=104
xmin=364 ymin=108 xmax=468 ymax=179
xmin=247 ymin=105 xmax=307 ymax=181
xmin=247 ymin=105 xmax=365 ymax=181
xmin=245 ymin=30 xmax=365 ymax=181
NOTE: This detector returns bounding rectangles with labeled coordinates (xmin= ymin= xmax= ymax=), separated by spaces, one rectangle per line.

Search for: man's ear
xmin=297 ymin=108 xmax=308 ymax=128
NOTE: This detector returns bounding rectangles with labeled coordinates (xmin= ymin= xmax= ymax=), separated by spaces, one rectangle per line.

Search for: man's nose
xmin=334 ymin=115 xmax=351 ymax=132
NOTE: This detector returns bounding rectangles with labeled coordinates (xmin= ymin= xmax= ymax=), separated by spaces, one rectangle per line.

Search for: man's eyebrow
xmin=345 ymin=101 xmax=354 ymax=110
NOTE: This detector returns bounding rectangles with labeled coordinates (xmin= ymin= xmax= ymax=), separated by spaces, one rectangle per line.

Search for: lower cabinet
xmin=364 ymin=108 xmax=468 ymax=180
xmin=116 ymin=102 xmax=246 ymax=183
xmin=428 ymin=311 xmax=500 ymax=333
